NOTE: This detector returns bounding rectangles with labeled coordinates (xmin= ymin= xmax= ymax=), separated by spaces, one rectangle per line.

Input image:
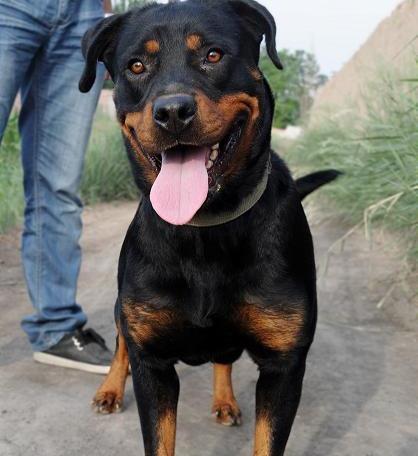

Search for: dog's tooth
xmin=206 ymin=160 xmax=214 ymax=170
xmin=210 ymin=149 xmax=218 ymax=161
xmin=211 ymin=143 xmax=220 ymax=150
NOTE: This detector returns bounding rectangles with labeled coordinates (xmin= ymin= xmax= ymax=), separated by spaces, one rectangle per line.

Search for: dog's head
xmin=80 ymin=0 xmax=282 ymax=225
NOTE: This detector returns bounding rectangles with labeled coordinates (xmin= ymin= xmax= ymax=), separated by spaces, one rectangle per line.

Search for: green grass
xmin=286 ymin=65 xmax=418 ymax=265
xmin=80 ymin=113 xmax=137 ymax=204
xmin=0 ymin=110 xmax=136 ymax=234
xmin=0 ymin=115 xmax=24 ymax=232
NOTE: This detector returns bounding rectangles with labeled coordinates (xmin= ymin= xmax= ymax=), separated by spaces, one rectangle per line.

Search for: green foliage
xmin=0 ymin=115 xmax=24 ymax=232
xmin=80 ymin=113 xmax=137 ymax=203
xmin=260 ymin=49 xmax=327 ymax=128
xmin=286 ymin=65 xmax=418 ymax=264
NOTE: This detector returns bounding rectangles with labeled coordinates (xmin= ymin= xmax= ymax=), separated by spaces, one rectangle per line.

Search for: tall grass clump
xmin=0 ymin=115 xmax=24 ymax=232
xmin=81 ymin=112 xmax=138 ymax=203
xmin=287 ymin=64 xmax=418 ymax=265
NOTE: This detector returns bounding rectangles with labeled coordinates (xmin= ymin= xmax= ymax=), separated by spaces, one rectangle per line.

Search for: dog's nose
xmin=152 ymin=94 xmax=197 ymax=134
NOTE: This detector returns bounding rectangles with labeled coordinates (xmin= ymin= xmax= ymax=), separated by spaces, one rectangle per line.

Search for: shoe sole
xmin=33 ymin=352 xmax=110 ymax=375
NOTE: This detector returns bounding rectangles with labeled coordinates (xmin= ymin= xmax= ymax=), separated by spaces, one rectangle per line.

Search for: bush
xmin=260 ymin=49 xmax=327 ymax=129
xmin=286 ymin=65 xmax=418 ymax=264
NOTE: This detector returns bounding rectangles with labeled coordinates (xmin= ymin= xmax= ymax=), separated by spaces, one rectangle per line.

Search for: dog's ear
xmin=79 ymin=14 xmax=125 ymax=93
xmin=228 ymin=0 xmax=283 ymax=70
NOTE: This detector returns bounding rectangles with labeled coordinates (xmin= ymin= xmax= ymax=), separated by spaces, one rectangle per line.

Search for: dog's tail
xmin=295 ymin=169 xmax=342 ymax=201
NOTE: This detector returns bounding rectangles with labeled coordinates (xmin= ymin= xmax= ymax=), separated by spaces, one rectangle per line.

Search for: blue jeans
xmin=0 ymin=0 xmax=105 ymax=351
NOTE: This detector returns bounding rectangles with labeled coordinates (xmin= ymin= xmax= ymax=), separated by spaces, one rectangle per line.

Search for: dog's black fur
xmin=80 ymin=1 xmax=339 ymax=454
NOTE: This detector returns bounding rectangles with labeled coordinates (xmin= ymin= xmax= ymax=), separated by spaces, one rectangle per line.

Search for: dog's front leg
xmin=130 ymin=351 xmax=179 ymax=456
xmin=212 ymin=363 xmax=242 ymax=426
xmin=253 ymin=355 xmax=307 ymax=456
xmin=92 ymin=327 xmax=130 ymax=413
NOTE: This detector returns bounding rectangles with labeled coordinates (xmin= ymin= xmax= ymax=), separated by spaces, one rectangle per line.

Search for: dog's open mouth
xmin=145 ymin=116 xmax=246 ymax=186
xmin=144 ymin=116 xmax=246 ymax=226
xmin=205 ymin=117 xmax=246 ymax=185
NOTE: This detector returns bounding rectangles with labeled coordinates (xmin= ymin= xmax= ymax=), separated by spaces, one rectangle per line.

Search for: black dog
xmin=80 ymin=1 xmax=339 ymax=454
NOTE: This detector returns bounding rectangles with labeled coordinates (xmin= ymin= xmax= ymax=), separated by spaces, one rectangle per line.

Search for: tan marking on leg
xmin=157 ymin=409 xmax=177 ymax=456
xmin=123 ymin=300 xmax=179 ymax=346
xmin=145 ymin=39 xmax=160 ymax=54
xmin=92 ymin=329 xmax=130 ymax=414
xmin=238 ymin=303 xmax=304 ymax=352
xmin=212 ymin=363 xmax=242 ymax=426
xmin=186 ymin=34 xmax=202 ymax=51
xmin=254 ymin=412 xmax=273 ymax=455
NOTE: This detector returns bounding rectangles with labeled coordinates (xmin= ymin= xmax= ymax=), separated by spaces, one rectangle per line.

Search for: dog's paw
xmin=211 ymin=401 xmax=242 ymax=426
xmin=92 ymin=391 xmax=123 ymax=414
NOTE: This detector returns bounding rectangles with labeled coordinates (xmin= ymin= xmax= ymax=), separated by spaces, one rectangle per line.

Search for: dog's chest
xmin=122 ymin=295 xmax=246 ymax=363
xmin=121 ymin=285 xmax=306 ymax=366
xmin=120 ymin=223 xmax=304 ymax=362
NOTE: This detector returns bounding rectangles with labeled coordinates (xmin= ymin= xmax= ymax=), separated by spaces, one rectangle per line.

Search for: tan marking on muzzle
xmin=121 ymin=108 xmax=158 ymax=183
xmin=195 ymin=91 xmax=261 ymax=176
xmin=122 ymin=91 xmax=261 ymax=181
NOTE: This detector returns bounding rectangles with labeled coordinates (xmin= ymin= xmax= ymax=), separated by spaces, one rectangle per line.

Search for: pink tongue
xmin=150 ymin=147 xmax=209 ymax=225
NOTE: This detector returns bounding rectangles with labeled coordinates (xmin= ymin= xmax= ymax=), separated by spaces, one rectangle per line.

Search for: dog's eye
xmin=206 ymin=49 xmax=224 ymax=64
xmin=129 ymin=60 xmax=145 ymax=75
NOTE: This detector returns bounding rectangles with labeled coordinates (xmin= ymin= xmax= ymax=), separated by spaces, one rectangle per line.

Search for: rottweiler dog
xmin=79 ymin=1 xmax=339 ymax=454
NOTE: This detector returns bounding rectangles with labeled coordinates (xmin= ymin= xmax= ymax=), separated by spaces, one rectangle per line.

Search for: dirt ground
xmin=0 ymin=201 xmax=417 ymax=456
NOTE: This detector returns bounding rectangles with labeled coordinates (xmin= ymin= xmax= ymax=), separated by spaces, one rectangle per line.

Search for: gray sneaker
xmin=33 ymin=328 xmax=113 ymax=375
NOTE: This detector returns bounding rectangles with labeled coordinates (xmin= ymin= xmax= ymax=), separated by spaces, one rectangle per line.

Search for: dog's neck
xmin=186 ymin=155 xmax=272 ymax=227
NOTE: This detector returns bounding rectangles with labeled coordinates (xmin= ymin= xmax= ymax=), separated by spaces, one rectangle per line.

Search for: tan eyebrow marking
xmin=186 ymin=34 xmax=203 ymax=51
xmin=145 ymin=39 xmax=160 ymax=54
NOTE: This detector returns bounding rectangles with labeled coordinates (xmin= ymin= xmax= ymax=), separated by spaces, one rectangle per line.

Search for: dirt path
xmin=0 ymin=201 xmax=417 ymax=456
